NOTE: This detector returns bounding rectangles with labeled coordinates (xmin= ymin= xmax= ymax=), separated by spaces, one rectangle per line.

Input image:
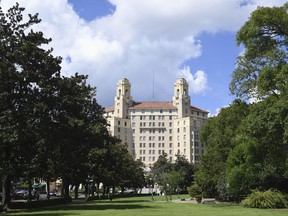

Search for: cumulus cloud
xmin=178 ymin=66 xmax=209 ymax=94
xmin=0 ymin=0 xmax=286 ymax=107
xmin=208 ymin=105 xmax=229 ymax=117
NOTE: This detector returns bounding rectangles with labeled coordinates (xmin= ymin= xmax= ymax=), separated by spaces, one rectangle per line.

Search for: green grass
xmin=6 ymin=195 xmax=288 ymax=216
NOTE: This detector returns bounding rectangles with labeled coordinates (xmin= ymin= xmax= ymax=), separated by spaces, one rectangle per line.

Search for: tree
xmin=0 ymin=3 xmax=63 ymax=208
xmin=0 ymin=3 xmax=111 ymax=206
xmin=151 ymin=153 xmax=173 ymax=187
xmin=227 ymin=3 xmax=288 ymax=200
xmin=173 ymin=154 xmax=195 ymax=191
xmin=226 ymin=96 xmax=288 ymax=199
xmin=230 ymin=3 xmax=288 ymax=99
xmin=195 ymin=100 xmax=250 ymax=197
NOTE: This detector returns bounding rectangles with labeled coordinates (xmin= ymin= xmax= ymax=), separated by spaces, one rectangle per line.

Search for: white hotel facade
xmin=105 ymin=78 xmax=208 ymax=167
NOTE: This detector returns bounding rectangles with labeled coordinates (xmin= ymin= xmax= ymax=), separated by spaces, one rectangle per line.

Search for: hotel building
xmin=105 ymin=78 xmax=208 ymax=167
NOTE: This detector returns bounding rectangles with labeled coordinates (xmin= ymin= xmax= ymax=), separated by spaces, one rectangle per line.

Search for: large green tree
xmin=195 ymin=100 xmax=250 ymax=197
xmin=227 ymin=3 xmax=288 ymax=200
xmin=0 ymin=3 xmax=111 ymax=207
xmin=0 ymin=3 xmax=63 ymax=208
xmin=230 ymin=3 xmax=288 ymax=99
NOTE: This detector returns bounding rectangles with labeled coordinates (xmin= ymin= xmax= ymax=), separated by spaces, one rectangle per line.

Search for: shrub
xmin=241 ymin=189 xmax=288 ymax=209
xmin=187 ymin=183 xmax=202 ymax=198
xmin=195 ymin=195 xmax=202 ymax=204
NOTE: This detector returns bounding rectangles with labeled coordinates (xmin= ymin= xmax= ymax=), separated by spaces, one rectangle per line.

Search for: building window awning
xmin=32 ymin=183 xmax=46 ymax=189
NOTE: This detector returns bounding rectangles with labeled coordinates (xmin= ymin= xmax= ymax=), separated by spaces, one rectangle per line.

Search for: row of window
xmin=138 ymin=155 xmax=200 ymax=163
xmin=142 ymin=136 xmax=166 ymax=141
xmin=130 ymin=109 xmax=176 ymax=114
xmin=139 ymin=149 xmax=167 ymax=155
xmin=138 ymin=142 xmax=173 ymax=148
xmin=131 ymin=115 xmax=174 ymax=121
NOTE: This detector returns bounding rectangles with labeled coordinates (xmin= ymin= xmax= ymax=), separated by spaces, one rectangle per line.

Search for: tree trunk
xmin=27 ymin=179 xmax=32 ymax=202
xmin=62 ymin=177 xmax=70 ymax=201
xmin=74 ymin=183 xmax=79 ymax=199
xmin=47 ymin=180 xmax=50 ymax=200
xmin=1 ymin=176 xmax=11 ymax=212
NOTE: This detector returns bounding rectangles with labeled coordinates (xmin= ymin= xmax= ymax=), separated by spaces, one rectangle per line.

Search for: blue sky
xmin=1 ymin=0 xmax=286 ymax=115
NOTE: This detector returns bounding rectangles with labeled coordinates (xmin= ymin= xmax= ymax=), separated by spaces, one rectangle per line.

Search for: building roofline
xmin=105 ymin=101 xmax=209 ymax=113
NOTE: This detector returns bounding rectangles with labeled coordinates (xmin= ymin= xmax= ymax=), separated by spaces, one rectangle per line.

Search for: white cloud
xmin=0 ymin=0 xmax=286 ymax=107
xmin=208 ymin=105 xmax=229 ymax=117
xmin=178 ymin=66 xmax=209 ymax=94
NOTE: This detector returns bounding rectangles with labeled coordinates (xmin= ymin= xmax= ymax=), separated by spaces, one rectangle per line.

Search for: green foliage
xmin=187 ymin=183 xmax=202 ymax=198
xmin=152 ymin=154 xmax=195 ymax=197
xmin=230 ymin=3 xmax=288 ymax=99
xmin=195 ymin=100 xmax=250 ymax=197
xmin=197 ymin=3 xmax=288 ymax=201
xmin=241 ymin=189 xmax=288 ymax=209
xmin=0 ymin=3 xmax=145 ymax=208
xmin=227 ymin=96 xmax=288 ymax=198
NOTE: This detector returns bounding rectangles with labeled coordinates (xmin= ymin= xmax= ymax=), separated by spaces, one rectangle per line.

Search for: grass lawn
xmin=5 ymin=195 xmax=288 ymax=216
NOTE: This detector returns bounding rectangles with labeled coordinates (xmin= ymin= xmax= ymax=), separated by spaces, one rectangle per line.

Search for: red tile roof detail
xmin=105 ymin=102 xmax=209 ymax=113
xmin=129 ymin=102 xmax=176 ymax=109
xmin=105 ymin=106 xmax=114 ymax=112
xmin=191 ymin=105 xmax=209 ymax=113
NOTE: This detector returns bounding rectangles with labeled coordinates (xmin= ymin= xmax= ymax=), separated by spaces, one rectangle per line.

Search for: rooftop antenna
xmin=152 ymin=69 xmax=155 ymax=101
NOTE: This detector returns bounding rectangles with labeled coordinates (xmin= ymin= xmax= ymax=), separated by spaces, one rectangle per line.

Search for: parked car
xmin=23 ymin=190 xmax=39 ymax=200
xmin=13 ymin=190 xmax=28 ymax=200
xmin=122 ymin=189 xmax=134 ymax=194
xmin=49 ymin=189 xmax=58 ymax=197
